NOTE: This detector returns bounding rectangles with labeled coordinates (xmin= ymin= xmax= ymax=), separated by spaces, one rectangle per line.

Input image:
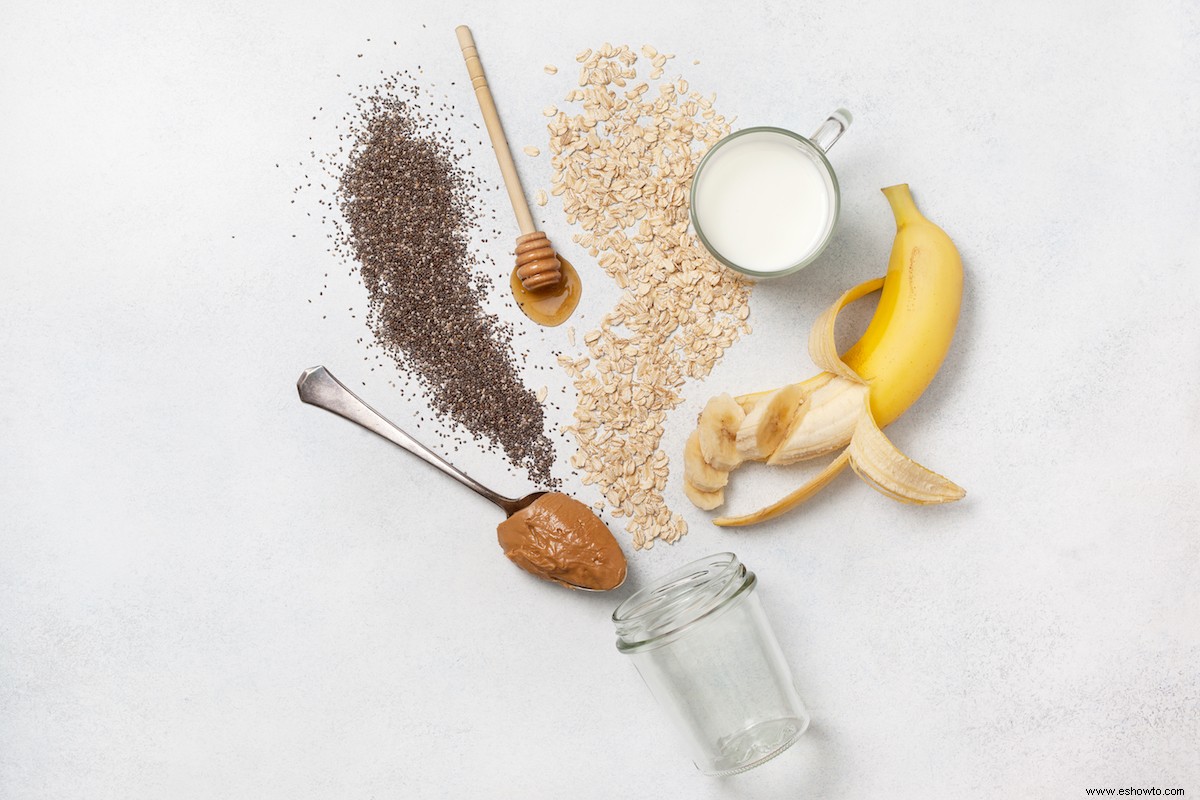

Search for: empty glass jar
xmin=612 ymin=553 xmax=810 ymax=775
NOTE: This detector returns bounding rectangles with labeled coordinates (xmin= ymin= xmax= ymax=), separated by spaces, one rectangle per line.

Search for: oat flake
xmin=546 ymin=44 xmax=751 ymax=549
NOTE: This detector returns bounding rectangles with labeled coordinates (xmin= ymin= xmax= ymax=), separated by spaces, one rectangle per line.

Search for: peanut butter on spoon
xmin=497 ymin=493 xmax=627 ymax=591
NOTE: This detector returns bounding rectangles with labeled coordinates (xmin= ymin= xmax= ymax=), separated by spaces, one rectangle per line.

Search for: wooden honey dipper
xmin=456 ymin=25 xmax=563 ymax=293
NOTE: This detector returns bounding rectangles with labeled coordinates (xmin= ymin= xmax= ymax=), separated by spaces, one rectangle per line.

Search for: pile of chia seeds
xmin=331 ymin=76 xmax=557 ymax=486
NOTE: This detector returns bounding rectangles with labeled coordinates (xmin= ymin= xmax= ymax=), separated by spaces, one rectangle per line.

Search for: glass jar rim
xmin=612 ymin=552 xmax=756 ymax=653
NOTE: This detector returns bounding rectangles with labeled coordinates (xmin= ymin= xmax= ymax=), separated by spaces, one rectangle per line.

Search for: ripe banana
xmin=685 ymin=184 xmax=966 ymax=523
xmin=821 ymin=185 xmax=964 ymax=427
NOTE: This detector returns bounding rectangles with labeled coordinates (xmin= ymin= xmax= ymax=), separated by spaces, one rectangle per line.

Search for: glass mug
xmin=612 ymin=553 xmax=810 ymax=775
xmin=690 ymin=109 xmax=853 ymax=278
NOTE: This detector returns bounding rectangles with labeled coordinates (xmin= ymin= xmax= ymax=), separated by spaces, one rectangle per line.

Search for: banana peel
xmin=846 ymin=392 xmax=964 ymax=505
xmin=714 ymin=451 xmax=851 ymax=526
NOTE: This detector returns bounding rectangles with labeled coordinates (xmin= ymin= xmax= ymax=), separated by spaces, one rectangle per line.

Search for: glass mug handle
xmin=809 ymin=108 xmax=853 ymax=152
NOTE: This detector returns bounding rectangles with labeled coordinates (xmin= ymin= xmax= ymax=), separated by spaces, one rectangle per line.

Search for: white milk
xmin=693 ymin=132 xmax=835 ymax=273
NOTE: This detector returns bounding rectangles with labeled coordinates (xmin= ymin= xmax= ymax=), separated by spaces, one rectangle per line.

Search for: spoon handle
xmin=297 ymin=366 xmax=510 ymax=512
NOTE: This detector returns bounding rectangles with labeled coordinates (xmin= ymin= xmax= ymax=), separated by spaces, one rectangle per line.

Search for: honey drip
xmin=510 ymin=255 xmax=582 ymax=327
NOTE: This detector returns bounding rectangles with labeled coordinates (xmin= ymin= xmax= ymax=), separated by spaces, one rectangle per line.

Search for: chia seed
xmin=330 ymin=76 xmax=557 ymax=487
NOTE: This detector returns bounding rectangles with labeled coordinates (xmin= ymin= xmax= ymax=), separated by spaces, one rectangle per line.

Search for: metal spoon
xmin=297 ymin=366 xmax=546 ymax=517
xmin=297 ymin=366 xmax=624 ymax=592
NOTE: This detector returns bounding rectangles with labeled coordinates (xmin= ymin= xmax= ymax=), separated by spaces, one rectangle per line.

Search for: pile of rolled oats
xmin=545 ymin=43 xmax=752 ymax=550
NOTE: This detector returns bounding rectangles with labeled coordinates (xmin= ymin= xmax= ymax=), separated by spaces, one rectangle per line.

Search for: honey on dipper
xmin=510 ymin=233 xmax=582 ymax=327
xmin=456 ymin=25 xmax=582 ymax=327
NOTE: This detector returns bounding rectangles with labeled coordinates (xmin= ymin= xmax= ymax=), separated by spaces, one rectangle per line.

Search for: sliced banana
xmin=736 ymin=383 xmax=808 ymax=461
xmin=846 ymin=394 xmax=965 ymax=504
xmin=768 ymin=377 xmax=867 ymax=465
xmin=696 ymin=393 xmax=745 ymax=471
xmin=735 ymin=394 xmax=776 ymax=460
xmin=683 ymin=477 xmax=725 ymax=511
xmin=683 ymin=430 xmax=729 ymax=493
xmin=734 ymin=389 xmax=772 ymax=416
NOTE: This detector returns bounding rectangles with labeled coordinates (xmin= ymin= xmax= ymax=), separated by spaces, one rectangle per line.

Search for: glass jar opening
xmin=613 ymin=553 xmax=756 ymax=652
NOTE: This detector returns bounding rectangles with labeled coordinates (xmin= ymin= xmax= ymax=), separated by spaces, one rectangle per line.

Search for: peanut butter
xmin=496 ymin=492 xmax=627 ymax=590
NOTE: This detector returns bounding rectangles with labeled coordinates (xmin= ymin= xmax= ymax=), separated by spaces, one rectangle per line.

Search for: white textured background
xmin=2 ymin=0 xmax=1198 ymax=797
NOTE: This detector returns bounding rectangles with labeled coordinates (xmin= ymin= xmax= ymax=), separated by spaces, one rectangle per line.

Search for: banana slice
xmin=683 ymin=477 xmax=725 ymax=510
xmin=683 ymin=430 xmax=729 ymax=493
xmin=846 ymin=394 xmax=965 ymax=504
xmin=768 ymin=377 xmax=867 ymax=465
xmin=736 ymin=383 xmax=808 ymax=461
xmin=735 ymin=389 xmax=772 ymax=416
xmin=696 ymin=393 xmax=745 ymax=471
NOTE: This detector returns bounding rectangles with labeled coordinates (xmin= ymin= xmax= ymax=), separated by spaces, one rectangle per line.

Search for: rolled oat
xmin=546 ymin=44 xmax=751 ymax=549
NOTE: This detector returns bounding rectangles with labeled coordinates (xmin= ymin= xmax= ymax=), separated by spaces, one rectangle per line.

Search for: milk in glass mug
xmin=690 ymin=109 xmax=852 ymax=278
